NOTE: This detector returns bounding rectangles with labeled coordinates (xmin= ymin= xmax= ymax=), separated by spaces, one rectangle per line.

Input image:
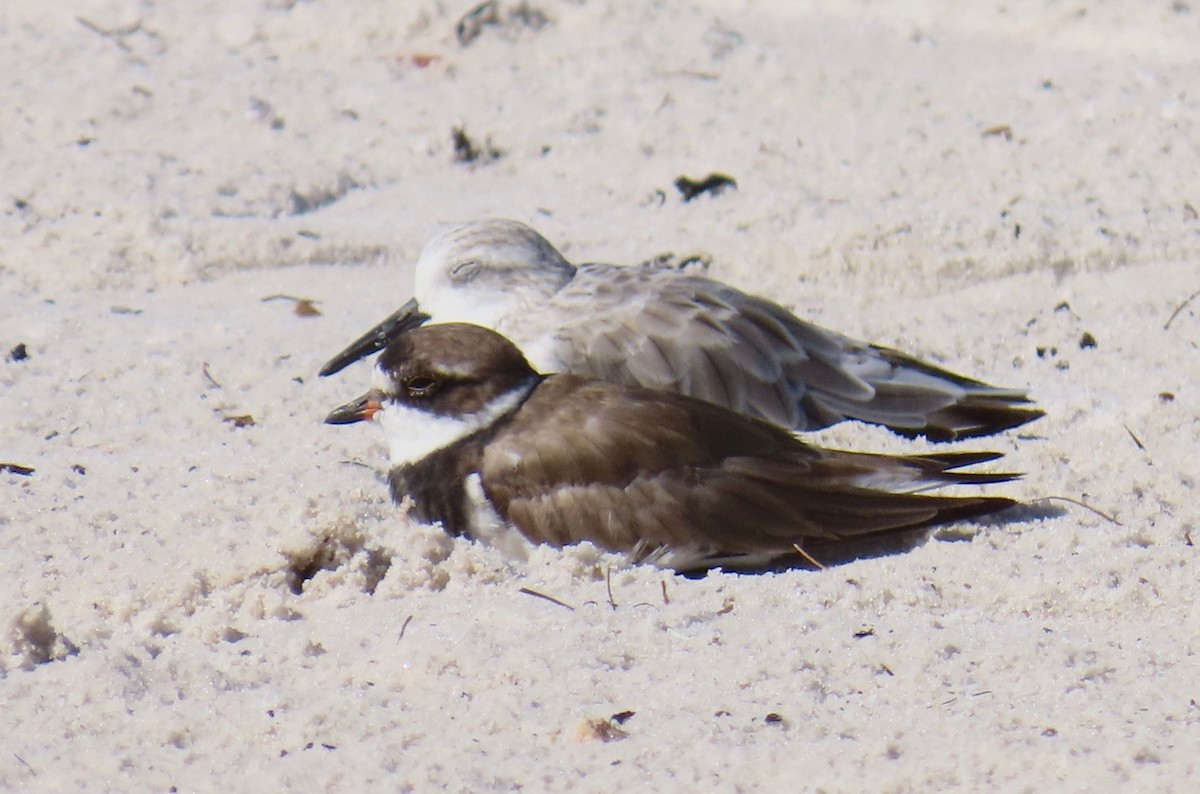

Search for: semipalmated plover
xmin=320 ymin=219 xmax=1042 ymax=441
xmin=325 ymin=323 xmax=1019 ymax=571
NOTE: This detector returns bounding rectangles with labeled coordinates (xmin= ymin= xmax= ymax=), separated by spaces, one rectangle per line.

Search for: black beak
xmin=318 ymin=298 xmax=431 ymax=377
xmin=324 ymin=391 xmax=383 ymax=425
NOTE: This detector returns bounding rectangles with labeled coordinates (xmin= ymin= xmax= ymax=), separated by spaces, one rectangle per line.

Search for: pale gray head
xmin=318 ymin=219 xmax=573 ymax=378
xmin=325 ymin=323 xmax=541 ymax=466
xmin=414 ymin=219 xmax=577 ymax=328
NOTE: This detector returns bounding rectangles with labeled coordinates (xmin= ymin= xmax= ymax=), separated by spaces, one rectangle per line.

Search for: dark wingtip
xmin=905 ymin=450 xmax=1022 ymax=486
xmin=865 ymin=346 xmax=1047 ymax=441
xmin=910 ymin=450 xmax=1006 ymax=468
xmin=933 ymin=494 xmax=1020 ymax=524
xmin=901 ymin=405 xmax=1046 ymax=443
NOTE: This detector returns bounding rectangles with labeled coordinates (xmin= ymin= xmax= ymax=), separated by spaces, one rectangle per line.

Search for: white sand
xmin=3 ymin=0 xmax=1198 ymax=789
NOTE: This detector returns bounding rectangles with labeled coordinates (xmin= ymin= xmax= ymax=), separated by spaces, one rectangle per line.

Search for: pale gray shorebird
xmin=325 ymin=323 xmax=1018 ymax=571
xmin=320 ymin=219 xmax=1042 ymax=441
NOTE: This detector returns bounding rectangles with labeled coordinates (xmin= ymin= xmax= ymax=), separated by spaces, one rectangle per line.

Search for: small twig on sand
xmin=518 ymin=587 xmax=575 ymax=611
xmin=261 ymin=294 xmax=322 ymax=316
xmin=792 ymin=543 xmax=827 ymax=570
xmin=77 ymin=16 xmax=141 ymax=51
xmin=1123 ymin=424 xmax=1147 ymax=453
xmin=201 ymin=362 xmax=223 ymax=389
xmin=1163 ymin=287 xmax=1200 ymax=330
xmin=1035 ymin=495 xmax=1122 ymax=526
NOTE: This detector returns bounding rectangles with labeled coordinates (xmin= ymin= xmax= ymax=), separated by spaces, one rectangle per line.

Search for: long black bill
xmin=318 ymin=298 xmax=431 ymax=377
xmin=324 ymin=391 xmax=383 ymax=425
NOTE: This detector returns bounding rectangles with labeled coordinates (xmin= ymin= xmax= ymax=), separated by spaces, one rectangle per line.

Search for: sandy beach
xmin=2 ymin=1 xmax=1198 ymax=789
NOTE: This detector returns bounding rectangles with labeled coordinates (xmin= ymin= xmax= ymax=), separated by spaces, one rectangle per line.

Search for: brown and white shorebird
xmin=319 ymin=219 xmax=1042 ymax=442
xmin=325 ymin=323 xmax=1019 ymax=571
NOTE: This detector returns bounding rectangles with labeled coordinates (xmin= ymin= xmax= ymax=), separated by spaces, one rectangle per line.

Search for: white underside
xmin=631 ymin=540 xmax=788 ymax=572
xmin=463 ymin=473 xmax=539 ymax=561
xmin=449 ymin=503 xmax=789 ymax=572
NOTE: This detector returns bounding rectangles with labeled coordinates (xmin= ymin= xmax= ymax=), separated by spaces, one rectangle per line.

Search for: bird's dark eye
xmin=450 ymin=260 xmax=481 ymax=282
xmin=404 ymin=376 xmax=439 ymax=397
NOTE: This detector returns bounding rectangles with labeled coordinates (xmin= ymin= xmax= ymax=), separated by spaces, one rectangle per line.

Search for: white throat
xmin=376 ymin=379 xmax=537 ymax=467
xmin=419 ymin=284 xmax=515 ymax=329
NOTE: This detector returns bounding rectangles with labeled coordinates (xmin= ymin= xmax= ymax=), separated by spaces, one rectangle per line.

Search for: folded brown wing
xmin=479 ymin=377 xmax=1016 ymax=559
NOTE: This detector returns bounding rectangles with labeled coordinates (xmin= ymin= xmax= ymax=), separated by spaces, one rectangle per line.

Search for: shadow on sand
xmin=685 ymin=500 xmax=1070 ymax=578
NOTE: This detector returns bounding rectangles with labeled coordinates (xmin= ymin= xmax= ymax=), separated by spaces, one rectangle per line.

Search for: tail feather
xmin=901 ymin=451 xmax=1022 ymax=486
